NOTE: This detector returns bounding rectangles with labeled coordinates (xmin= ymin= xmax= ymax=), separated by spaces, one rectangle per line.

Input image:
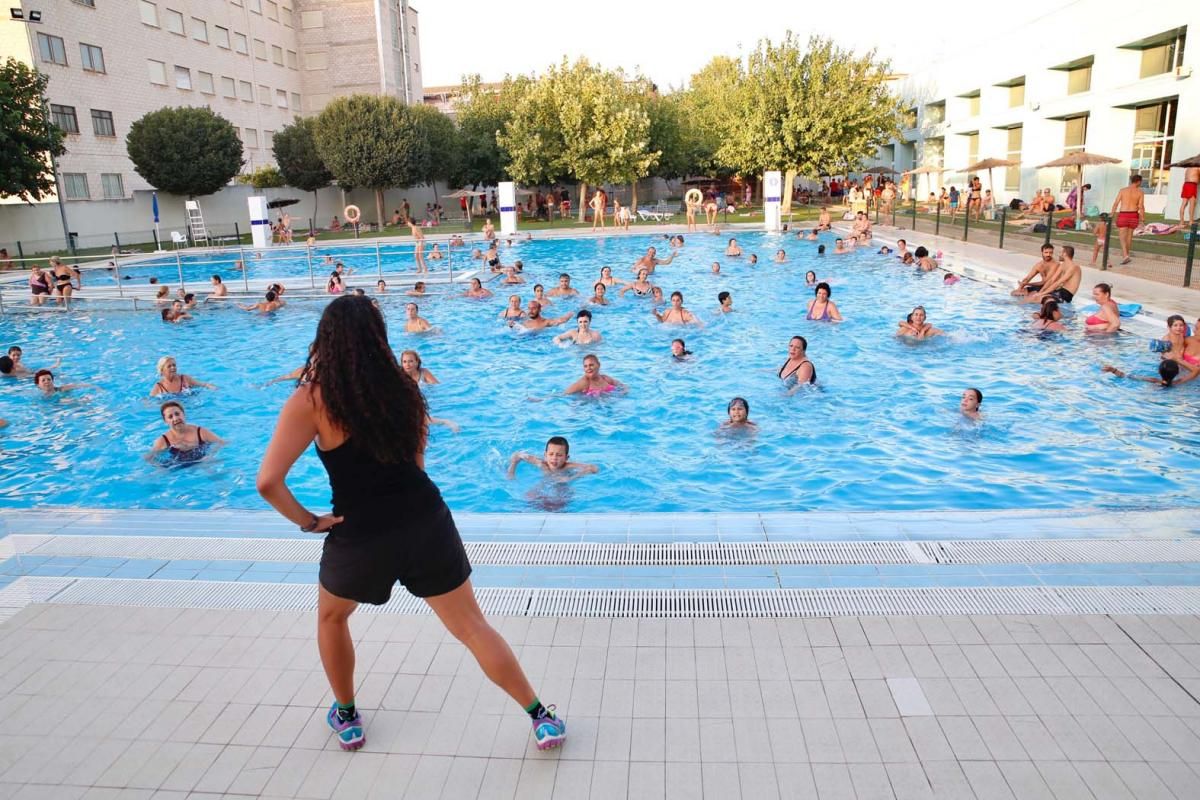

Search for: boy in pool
xmin=507 ymin=436 xmax=598 ymax=479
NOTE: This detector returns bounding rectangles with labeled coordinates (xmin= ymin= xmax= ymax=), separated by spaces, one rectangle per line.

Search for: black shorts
xmin=319 ymin=503 xmax=471 ymax=604
xmin=1051 ymin=287 xmax=1075 ymax=304
xmin=1023 ymin=284 xmax=1043 ymax=293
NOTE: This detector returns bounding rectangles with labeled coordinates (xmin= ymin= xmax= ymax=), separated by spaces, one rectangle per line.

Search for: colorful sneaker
xmin=327 ymin=703 xmax=365 ymax=751
xmin=531 ymin=705 xmax=566 ymax=750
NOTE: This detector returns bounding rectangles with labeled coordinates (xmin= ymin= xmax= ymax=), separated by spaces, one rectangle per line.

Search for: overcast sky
xmin=416 ymin=0 xmax=1081 ymax=90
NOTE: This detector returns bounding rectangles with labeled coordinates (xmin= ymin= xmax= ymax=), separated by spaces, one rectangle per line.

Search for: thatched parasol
xmin=1036 ymin=151 xmax=1122 ymax=222
xmin=962 ymin=158 xmax=1021 ymax=204
xmin=1168 ymin=153 xmax=1200 ymax=168
xmin=442 ymin=188 xmax=485 ymax=223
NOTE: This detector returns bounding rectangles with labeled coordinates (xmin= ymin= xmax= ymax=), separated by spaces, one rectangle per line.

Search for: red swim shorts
xmin=1116 ymin=211 xmax=1139 ymax=229
xmin=1183 ymin=181 xmax=1198 ymax=200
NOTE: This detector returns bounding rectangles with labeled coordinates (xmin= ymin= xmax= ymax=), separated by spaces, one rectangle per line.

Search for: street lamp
xmin=9 ymin=6 xmax=73 ymax=254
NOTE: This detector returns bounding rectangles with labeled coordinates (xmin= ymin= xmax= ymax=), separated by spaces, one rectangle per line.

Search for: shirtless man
xmin=653 ymin=291 xmax=703 ymax=326
xmin=1012 ymin=244 xmax=1058 ymax=297
xmin=410 ymin=223 xmax=427 ymax=274
xmin=1181 ymin=165 xmax=1200 ymax=228
xmin=1029 ymin=245 xmax=1082 ymax=305
xmin=832 ymin=238 xmax=851 ymax=255
xmin=404 ymin=302 xmax=432 ymax=333
xmin=240 ymin=290 xmax=283 ymax=313
xmin=1111 ymin=174 xmax=1145 ymax=266
xmin=850 ymin=212 xmax=872 ymax=243
xmin=633 ymin=246 xmax=676 ymax=275
xmin=1085 ymin=283 xmax=1121 ymax=333
xmin=507 ymin=436 xmax=598 ymax=479
xmin=590 ymin=189 xmax=606 ymax=231
xmin=518 ymin=300 xmax=573 ymax=331
xmin=548 ymin=273 xmax=579 ymax=298
xmin=816 ymin=206 xmax=832 ymax=231
xmin=894 ymin=239 xmax=909 ymax=260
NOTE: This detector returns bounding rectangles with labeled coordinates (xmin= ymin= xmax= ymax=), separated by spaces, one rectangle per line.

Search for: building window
xmin=79 ymin=43 xmax=105 ymax=73
xmin=72 ymin=0 xmax=97 ymax=6
xmin=272 ymin=45 xmax=284 ymax=65
xmin=923 ymin=137 xmax=944 ymax=169
xmin=901 ymin=107 xmax=917 ymax=129
xmin=1131 ymin=99 xmax=1177 ymax=194
xmin=239 ymin=80 xmax=253 ymax=101
xmin=965 ymin=132 xmax=979 ymax=167
xmin=221 ymin=76 xmax=236 ymax=98
xmin=147 ymin=59 xmax=167 ymax=85
xmin=1139 ymin=30 xmax=1187 ymax=78
xmin=264 ymin=130 xmax=275 ymax=149
xmin=275 ymin=89 xmax=288 ymax=108
xmin=1067 ymin=65 xmax=1091 ymax=94
xmin=282 ymin=2 xmax=293 ymax=27
xmin=174 ymin=66 xmax=191 ymax=90
xmin=249 ymin=0 xmax=263 ymax=12
xmin=960 ymin=90 xmax=980 ymax=117
xmin=50 ymin=104 xmax=79 ymax=134
xmin=101 ymin=173 xmax=124 ymax=199
xmin=253 ymin=39 xmax=267 ymax=60
xmin=1008 ymin=80 xmax=1025 ymax=108
xmin=267 ymin=1 xmax=278 ymax=21
xmin=259 ymin=84 xmax=271 ymax=106
xmin=192 ymin=19 xmax=208 ymax=43
xmin=37 ymin=33 xmax=68 ymax=66
xmin=214 ymin=26 xmax=230 ymax=49
xmin=1005 ymin=126 xmax=1022 ymax=191
xmin=923 ymin=101 xmax=946 ymax=125
xmin=164 ymin=8 xmax=185 ymax=36
xmin=91 ymin=109 xmax=115 ymax=137
xmin=286 ymin=49 xmax=298 ymax=69
xmin=245 ymin=128 xmax=259 ymax=148
xmin=290 ymin=91 xmax=301 ymax=110
xmin=1060 ymin=115 xmax=1089 ymax=189
xmin=139 ymin=0 xmax=158 ymax=27
xmin=197 ymin=71 xmax=215 ymax=94
xmin=234 ymin=33 xmax=248 ymax=55
xmin=63 ymin=173 xmax=90 ymax=200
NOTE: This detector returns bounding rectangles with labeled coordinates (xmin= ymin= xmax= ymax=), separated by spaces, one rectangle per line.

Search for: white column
xmin=248 ymin=196 xmax=270 ymax=249
xmin=499 ymin=182 xmax=518 ymax=236
xmin=764 ymin=171 xmax=782 ymax=232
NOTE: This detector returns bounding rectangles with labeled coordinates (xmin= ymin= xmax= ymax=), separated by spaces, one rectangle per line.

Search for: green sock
xmin=524 ymin=698 xmax=549 ymax=720
xmin=336 ymin=700 xmax=356 ymax=722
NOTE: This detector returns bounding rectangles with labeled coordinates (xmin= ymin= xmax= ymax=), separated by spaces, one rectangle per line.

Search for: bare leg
xmin=317 ymin=585 xmax=358 ymax=705
xmin=424 ymin=579 xmax=536 ymax=708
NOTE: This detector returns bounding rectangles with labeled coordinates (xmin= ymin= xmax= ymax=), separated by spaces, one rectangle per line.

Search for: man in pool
xmin=894 ymin=239 xmax=909 ymax=260
xmin=632 ymin=246 xmax=676 ymax=275
xmin=654 ymin=291 xmax=703 ymax=326
xmin=404 ymin=302 xmax=432 ymax=333
xmin=240 ymin=290 xmax=283 ymax=313
xmin=817 ymin=206 xmax=832 ymax=231
xmin=507 ymin=436 xmax=598 ymax=479
xmin=1012 ymin=244 xmax=1058 ymax=297
xmin=518 ymin=301 xmax=573 ymax=331
xmin=717 ymin=291 xmax=733 ymax=313
xmin=548 ymin=273 xmax=579 ymax=298
xmin=832 ymin=239 xmax=851 ymax=255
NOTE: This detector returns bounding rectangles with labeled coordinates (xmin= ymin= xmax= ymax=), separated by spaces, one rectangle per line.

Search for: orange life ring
xmin=343 ymin=204 xmax=361 ymax=224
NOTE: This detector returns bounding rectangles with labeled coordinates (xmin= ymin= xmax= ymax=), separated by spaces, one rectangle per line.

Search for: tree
xmin=500 ymin=59 xmax=658 ymax=222
xmin=677 ymin=56 xmax=743 ymax=178
xmin=0 ymin=57 xmax=66 ymax=201
xmin=126 ymin=106 xmax=243 ymax=197
xmin=237 ymin=164 xmax=285 ymax=189
xmin=409 ymin=104 xmax=458 ymax=204
xmin=273 ymin=117 xmax=332 ymax=223
xmin=314 ymin=94 xmax=425 ymax=226
xmin=452 ymin=74 xmax=531 ymax=188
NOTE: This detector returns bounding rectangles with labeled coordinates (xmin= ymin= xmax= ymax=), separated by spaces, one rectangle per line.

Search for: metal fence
xmin=875 ymin=199 xmax=1199 ymax=288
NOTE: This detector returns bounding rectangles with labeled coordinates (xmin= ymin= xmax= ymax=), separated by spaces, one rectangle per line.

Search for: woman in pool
xmin=148 ymin=401 xmax=224 ymax=463
xmin=565 ymin=354 xmax=624 ymax=395
xmin=151 ymin=356 xmax=215 ymax=396
xmin=404 ymin=302 xmax=432 ymax=333
xmin=155 ymin=286 xmax=171 ymax=304
xmin=499 ymin=295 xmax=525 ymax=321
xmin=532 ymin=284 xmax=553 ymax=306
xmin=1032 ymin=300 xmax=1067 ymax=332
xmin=589 ymin=283 xmax=609 ymax=305
xmin=619 ymin=269 xmax=655 ymax=298
xmin=462 ymin=278 xmax=493 ymax=299
xmin=255 ymin=295 xmax=564 ymax=753
xmin=327 ymin=273 xmax=345 ymax=294
xmin=1085 ymin=283 xmax=1121 ymax=334
xmin=33 ymin=369 xmax=91 ymax=396
xmin=806 ymin=283 xmax=843 ymax=322
xmin=400 ymin=350 xmax=439 ymax=385
xmin=805 ymin=271 xmax=818 ymax=287
xmin=207 ymin=275 xmax=227 ymax=299
xmin=28 ymin=266 xmax=52 ymax=306
xmin=914 ymin=246 xmax=938 ymax=272
xmin=554 ymin=309 xmax=603 ymax=346
xmin=1162 ymin=315 xmax=1200 ymax=367
xmin=960 ymin=388 xmax=983 ymax=420
xmin=779 ymin=336 xmax=816 ymax=386
xmin=597 ymin=266 xmax=622 ymax=289
xmin=896 ymin=306 xmax=943 ymax=338
xmin=161 ymin=301 xmax=191 ymax=323
xmin=671 ymin=339 xmax=693 ymax=360
xmin=407 ymin=281 xmax=427 ymax=297
xmin=428 ymin=244 xmax=443 ymax=261
xmin=720 ymin=397 xmax=756 ymax=430
xmin=773 ymin=249 xmax=787 ymax=263
xmin=725 ymin=238 xmax=743 ymax=257
xmin=650 ymin=286 xmax=665 ymax=307
xmin=1103 ymin=360 xmax=1200 ymax=387
xmin=654 ymin=291 xmax=703 ymax=325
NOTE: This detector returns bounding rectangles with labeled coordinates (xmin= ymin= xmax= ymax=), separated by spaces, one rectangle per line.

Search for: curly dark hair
xmin=302 ymin=295 xmax=427 ymax=463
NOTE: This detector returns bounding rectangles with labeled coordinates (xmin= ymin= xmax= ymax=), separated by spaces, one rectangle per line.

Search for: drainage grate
xmin=0 ymin=577 xmax=75 ymax=623
xmin=35 ymin=578 xmax=1200 ymax=618
xmin=924 ymin=539 xmax=1200 ymax=564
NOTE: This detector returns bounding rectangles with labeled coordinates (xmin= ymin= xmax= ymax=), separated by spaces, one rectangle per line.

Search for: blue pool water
xmin=1 ymin=231 xmax=1197 ymax=513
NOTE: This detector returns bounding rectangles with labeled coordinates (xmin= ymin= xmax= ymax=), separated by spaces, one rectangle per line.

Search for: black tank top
xmin=316 ymin=438 xmax=444 ymax=519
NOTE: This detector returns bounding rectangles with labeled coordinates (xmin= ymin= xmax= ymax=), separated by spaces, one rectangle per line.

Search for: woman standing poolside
xmin=151 ymin=356 xmax=215 ymax=396
xmin=806 ymin=283 xmax=843 ymax=322
xmin=256 ymin=296 xmax=566 ymax=753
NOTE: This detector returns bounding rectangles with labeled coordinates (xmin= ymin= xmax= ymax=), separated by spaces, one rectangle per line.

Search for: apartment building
xmin=875 ymin=0 xmax=1197 ymax=219
xmin=0 ymin=0 xmax=421 ymax=241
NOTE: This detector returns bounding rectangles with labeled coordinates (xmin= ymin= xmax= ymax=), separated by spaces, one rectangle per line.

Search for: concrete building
xmin=874 ymin=0 xmax=1197 ymax=220
xmin=0 ymin=0 xmax=422 ymax=247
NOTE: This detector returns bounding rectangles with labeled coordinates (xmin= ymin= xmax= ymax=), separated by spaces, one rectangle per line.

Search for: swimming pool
xmin=1 ymin=230 xmax=1197 ymax=513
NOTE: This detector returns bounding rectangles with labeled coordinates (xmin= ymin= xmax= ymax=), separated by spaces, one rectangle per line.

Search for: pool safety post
xmin=499 ymin=182 xmax=517 ymax=237
xmin=962 ymin=202 xmax=970 ymax=242
xmin=248 ymin=196 xmax=271 ymax=250
xmin=114 ymin=254 xmax=123 ymax=297
xmin=935 ymin=203 xmax=941 ymax=236
xmin=375 ymin=242 xmax=383 ymax=280
xmin=1184 ymin=222 xmax=1198 ymax=287
xmin=763 ymin=171 xmax=782 ymax=232
xmin=175 ymin=251 xmax=186 ymax=293
xmin=306 ymin=247 xmax=315 ymax=290
xmin=910 ymin=197 xmax=917 ymax=229
xmin=1043 ymin=213 xmax=1053 ymax=248
xmin=1100 ymin=213 xmax=1112 ymax=270
xmin=998 ymin=208 xmax=1007 ymax=249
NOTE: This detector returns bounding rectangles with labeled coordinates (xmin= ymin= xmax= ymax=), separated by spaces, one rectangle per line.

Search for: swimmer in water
xmin=896 ymin=306 xmax=943 ymax=338
xmin=554 ymin=309 xmax=603 ymax=345
xmin=778 ymin=336 xmax=816 ymax=387
xmin=1032 ymin=299 xmax=1067 ymax=332
xmin=720 ymin=396 xmax=756 ymax=430
xmin=326 ymin=273 xmax=345 ymax=294
xmin=147 ymin=400 xmax=224 ymax=462
xmin=805 ymin=270 xmax=818 ymax=287
xmin=548 ymin=273 xmax=579 ymax=298
xmin=502 ymin=267 xmax=526 ymax=285
xmin=1085 ymin=283 xmax=1121 ymax=333
xmin=1 ymin=346 xmax=60 ymax=379
xmin=650 ymin=286 xmax=665 ymax=307
xmin=407 ymin=281 xmax=427 ymax=297
xmin=717 ymin=291 xmax=733 ymax=313
xmin=914 ymin=246 xmax=938 ymax=272
xmin=773 ymin=249 xmax=786 ymax=263
xmin=404 ymin=302 xmax=432 ymax=333
xmin=620 ymin=269 xmax=655 ymax=298
xmin=517 ymin=300 xmax=573 ymax=331
xmin=470 ymin=248 xmax=483 ymax=260
xmin=632 ymin=246 xmax=676 ymax=275
xmin=748 ymin=254 xmax=758 ymax=266
xmin=802 ymin=229 xmax=819 ymax=241
xmin=671 ymin=339 xmax=693 ymax=360
xmin=33 ymin=369 xmax=91 ymax=396
xmin=1102 ymin=360 xmax=1200 ymax=388
xmin=589 ymin=282 xmax=609 ymax=305
xmin=161 ymin=300 xmax=191 ymax=323
xmin=1161 ymin=315 xmax=1200 ymax=368
xmin=376 ymin=280 xmax=387 ymax=293
xmin=240 ymin=290 xmax=283 ymax=313
xmin=565 ymin=354 xmax=624 ymax=395
xmin=151 ymin=356 xmax=215 ymax=396
xmin=265 ymin=366 xmax=305 ymax=386
xmin=832 ymin=239 xmax=851 ymax=255
xmin=209 ymin=274 xmax=228 ymax=299
xmin=462 ymin=277 xmax=493 ymax=299
xmin=654 ymin=291 xmax=703 ymax=326
xmin=499 ymin=294 xmax=525 ymax=320
xmin=597 ymin=266 xmax=622 ymax=288
xmin=507 ymin=435 xmax=598 ymax=479
xmin=960 ymin=388 xmax=983 ymax=420
xmin=806 ymin=283 xmax=842 ymax=322
xmin=428 ymin=243 xmax=444 ymax=261
xmin=711 ymin=262 xmax=721 ymax=275
xmin=400 ymin=350 xmax=439 ymax=384
xmin=725 ymin=238 xmax=742 ymax=257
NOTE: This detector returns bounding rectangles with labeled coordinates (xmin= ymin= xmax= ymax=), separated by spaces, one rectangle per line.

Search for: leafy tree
xmin=126 ymin=106 xmax=243 ymax=197
xmin=313 ymin=94 xmax=424 ymax=226
xmin=237 ymin=164 xmax=285 ymax=189
xmin=273 ymin=117 xmax=332 ymax=222
xmin=0 ymin=57 xmax=66 ymax=201
xmin=452 ymin=74 xmax=531 ymax=188
xmin=409 ymin=104 xmax=458 ymax=203
xmin=677 ymin=56 xmax=743 ymax=178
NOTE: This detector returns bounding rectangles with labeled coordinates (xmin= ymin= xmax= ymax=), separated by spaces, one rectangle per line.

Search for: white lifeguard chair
xmin=185 ymin=200 xmax=209 ymax=245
